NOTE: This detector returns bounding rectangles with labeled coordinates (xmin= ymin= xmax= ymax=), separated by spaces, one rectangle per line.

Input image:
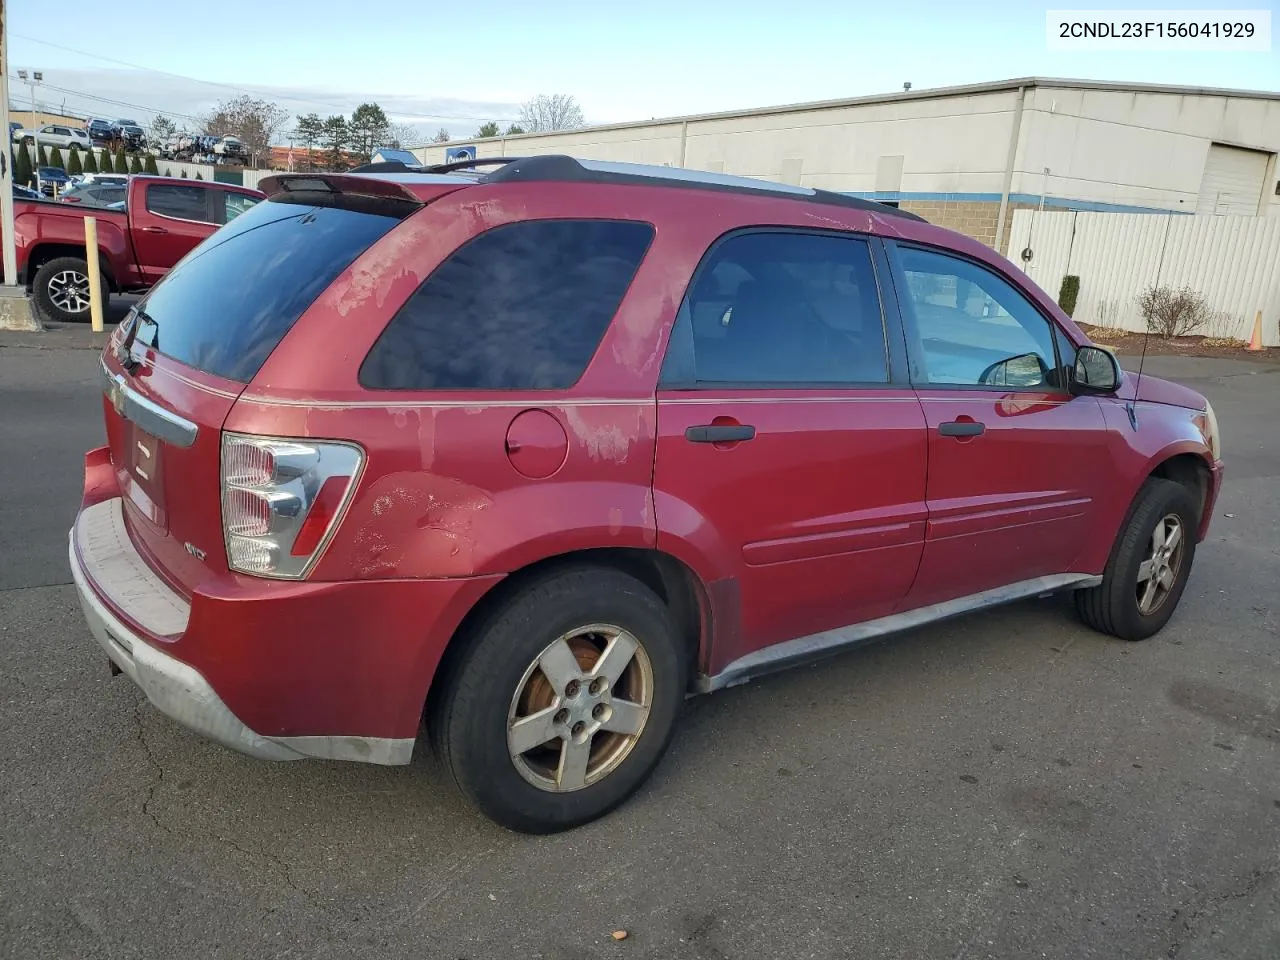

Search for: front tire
xmin=1075 ymin=478 xmax=1199 ymax=640
xmin=431 ymin=567 xmax=686 ymax=833
xmin=31 ymin=256 xmax=108 ymax=324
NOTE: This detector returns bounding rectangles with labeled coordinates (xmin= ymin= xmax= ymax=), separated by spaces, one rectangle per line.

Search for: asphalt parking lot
xmin=2 ymin=329 xmax=1278 ymax=960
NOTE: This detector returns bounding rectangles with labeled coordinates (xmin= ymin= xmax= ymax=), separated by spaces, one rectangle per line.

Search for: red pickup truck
xmin=16 ymin=175 xmax=264 ymax=323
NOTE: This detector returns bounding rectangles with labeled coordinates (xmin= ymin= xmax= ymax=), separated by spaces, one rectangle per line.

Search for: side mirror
xmin=979 ymin=352 xmax=1049 ymax=388
xmin=1072 ymin=345 xmax=1121 ymax=394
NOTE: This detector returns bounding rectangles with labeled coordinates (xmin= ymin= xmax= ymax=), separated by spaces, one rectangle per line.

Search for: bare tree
xmin=202 ymin=95 xmax=289 ymax=167
xmin=431 ymin=128 xmax=451 ymax=143
xmin=518 ymin=94 xmax=584 ymax=133
xmin=388 ymin=122 xmax=420 ymax=149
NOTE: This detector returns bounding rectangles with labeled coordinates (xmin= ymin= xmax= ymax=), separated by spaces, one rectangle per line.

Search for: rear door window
xmin=146 ymin=184 xmax=211 ymax=223
xmin=219 ymin=191 xmax=261 ymax=224
xmin=661 ymin=230 xmax=890 ymax=385
xmin=360 ymin=219 xmax=654 ymax=390
xmin=131 ymin=194 xmax=412 ymax=383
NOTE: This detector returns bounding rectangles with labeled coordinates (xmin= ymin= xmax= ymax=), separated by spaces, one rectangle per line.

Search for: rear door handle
xmin=140 ymin=226 xmax=168 ymax=234
xmin=938 ymin=420 xmax=985 ymax=437
xmin=685 ymin=424 xmax=756 ymax=443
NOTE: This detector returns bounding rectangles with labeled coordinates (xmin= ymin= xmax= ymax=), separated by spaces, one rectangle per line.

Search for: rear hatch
xmin=100 ymin=181 xmax=431 ymax=596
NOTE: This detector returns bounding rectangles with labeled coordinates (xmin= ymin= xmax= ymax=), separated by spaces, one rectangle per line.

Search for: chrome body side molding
xmin=699 ymin=573 xmax=1103 ymax=693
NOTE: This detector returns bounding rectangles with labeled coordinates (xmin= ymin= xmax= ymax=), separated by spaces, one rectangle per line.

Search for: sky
xmin=7 ymin=0 xmax=1278 ymax=143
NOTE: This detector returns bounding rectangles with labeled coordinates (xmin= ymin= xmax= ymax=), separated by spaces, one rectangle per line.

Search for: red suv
xmin=70 ymin=156 xmax=1223 ymax=833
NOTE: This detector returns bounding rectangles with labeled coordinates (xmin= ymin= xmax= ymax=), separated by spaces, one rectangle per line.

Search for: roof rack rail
xmin=480 ymin=155 xmax=926 ymax=222
xmin=425 ymin=157 xmax=522 ymax=174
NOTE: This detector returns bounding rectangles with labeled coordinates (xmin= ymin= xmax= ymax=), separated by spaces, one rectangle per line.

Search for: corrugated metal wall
xmin=1009 ymin=210 xmax=1280 ymax=346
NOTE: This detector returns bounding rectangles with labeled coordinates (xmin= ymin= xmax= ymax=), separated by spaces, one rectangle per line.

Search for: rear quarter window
xmin=360 ymin=219 xmax=654 ymax=391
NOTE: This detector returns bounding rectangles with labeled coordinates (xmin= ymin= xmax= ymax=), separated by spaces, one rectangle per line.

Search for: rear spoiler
xmin=255 ymin=173 xmax=429 ymax=203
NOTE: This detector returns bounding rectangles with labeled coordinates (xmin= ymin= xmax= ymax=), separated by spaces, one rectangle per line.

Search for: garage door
xmin=1196 ymin=144 xmax=1271 ymax=215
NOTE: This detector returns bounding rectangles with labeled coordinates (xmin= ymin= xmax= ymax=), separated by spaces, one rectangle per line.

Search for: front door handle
xmin=939 ymin=420 xmax=985 ymax=437
xmin=685 ymin=424 xmax=756 ymax=443
xmin=140 ymin=226 xmax=168 ymax=234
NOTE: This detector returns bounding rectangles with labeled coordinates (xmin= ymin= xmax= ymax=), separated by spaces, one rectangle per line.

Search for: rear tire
xmin=1075 ymin=478 xmax=1199 ymax=641
xmin=32 ymin=256 xmax=108 ymax=324
xmin=431 ymin=567 xmax=686 ymax=833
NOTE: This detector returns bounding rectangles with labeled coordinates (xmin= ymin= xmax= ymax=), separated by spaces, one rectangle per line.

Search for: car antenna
xmin=1127 ymin=321 xmax=1149 ymax=432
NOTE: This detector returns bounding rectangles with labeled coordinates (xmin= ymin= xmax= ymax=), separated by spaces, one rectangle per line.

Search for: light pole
xmin=16 ymin=68 xmax=41 ymax=133
xmin=1 ymin=0 xmax=38 ymax=328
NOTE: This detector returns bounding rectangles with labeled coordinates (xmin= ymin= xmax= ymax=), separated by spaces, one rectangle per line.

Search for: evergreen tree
xmin=97 ymin=148 xmax=111 ymax=172
xmin=180 ymin=169 xmax=188 ymax=178
xmin=38 ymin=145 xmax=50 ymax=167
xmin=48 ymin=146 xmax=65 ymax=170
xmin=83 ymin=149 xmax=99 ymax=174
xmin=195 ymin=172 xmax=203 ymax=180
xmin=113 ymin=147 xmax=128 ymax=174
xmin=13 ymin=146 xmax=33 ymax=189
xmin=143 ymin=154 xmax=159 ymax=175
xmin=67 ymin=149 xmax=84 ymax=176
xmin=128 ymin=154 xmax=144 ymax=175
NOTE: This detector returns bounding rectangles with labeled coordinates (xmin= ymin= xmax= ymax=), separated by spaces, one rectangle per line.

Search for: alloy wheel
xmin=507 ymin=624 xmax=654 ymax=792
xmin=1136 ymin=513 xmax=1184 ymax=615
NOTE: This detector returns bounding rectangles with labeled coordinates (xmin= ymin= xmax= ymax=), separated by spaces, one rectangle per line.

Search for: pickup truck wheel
xmin=1075 ymin=478 xmax=1198 ymax=641
xmin=32 ymin=256 xmax=108 ymax=324
xmin=431 ymin=567 xmax=685 ymax=833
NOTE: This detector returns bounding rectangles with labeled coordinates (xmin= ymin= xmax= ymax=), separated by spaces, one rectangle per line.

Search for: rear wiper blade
xmin=116 ymin=308 xmax=157 ymax=375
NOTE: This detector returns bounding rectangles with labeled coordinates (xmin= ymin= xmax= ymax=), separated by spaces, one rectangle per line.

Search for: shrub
xmin=113 ymin=147 xmax=129 ymax=174
xmin=195 ymin=171 xmax=203 ymax=180
xmin=180 ymin=169 xmax=188 ymax=178
xmin=144 ymin=154 xmax=159 ymax=175
xmin=47 ymin=146 xmax=65 ymax=170
xmin=83 ymin=149 xmax=99 ymax=174
xmin=38 ymin=145 xmax=49 ymax=167
xmin=1138 ymin=285 xmax=1212 ymax=339
xmin=128 ymin=153 xmax=144 ymax=175
xmin=98 ymin=148 xmax=112 ymax=172
xmin=67 ymin=149 xmax=84 ymax=176
xmin=13 ymin=146 xmax=33 ymax=189
xmin=1057 ymin=274 xmax=1080 ymax=317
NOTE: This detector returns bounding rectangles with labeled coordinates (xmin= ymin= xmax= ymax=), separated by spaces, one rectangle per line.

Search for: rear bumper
xmin=70 ymin=521 xmax=313 ymax=762
xmin=70 ymin=495 xmax=497 ymax=764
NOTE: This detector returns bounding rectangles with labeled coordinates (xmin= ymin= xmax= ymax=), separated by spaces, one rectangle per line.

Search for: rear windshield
xmin=131 ymin=194 xmax=410 ymax=383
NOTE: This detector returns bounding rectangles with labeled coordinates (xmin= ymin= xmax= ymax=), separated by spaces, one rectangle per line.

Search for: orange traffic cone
xmin=1247 ymin=310 xmax=1264 ymax=351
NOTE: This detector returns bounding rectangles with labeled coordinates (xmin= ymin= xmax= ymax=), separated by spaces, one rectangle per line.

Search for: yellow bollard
xmin=84 ymin=217 xmax=104 ymax=333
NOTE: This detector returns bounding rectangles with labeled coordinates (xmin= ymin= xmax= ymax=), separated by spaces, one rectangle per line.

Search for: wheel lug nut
xmin=565 ymin=680 xmax=580 ymax=697
xmin=572 ymin=721 xmax=585 ymax=737
xmin=590 ymin=677 xmax=606 ymax=695
xmin=554 ymin=708 xmax=569 ymax=725
xmin=592 ymin=704 xmax=605 ymax=720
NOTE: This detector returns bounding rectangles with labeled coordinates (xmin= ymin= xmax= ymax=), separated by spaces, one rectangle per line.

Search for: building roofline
xmin=414 ymin=76 xmax=1280 ymax=148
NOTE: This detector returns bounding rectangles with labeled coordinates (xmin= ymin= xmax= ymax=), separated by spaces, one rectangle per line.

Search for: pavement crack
xmin=132 ymin=699 xmax=170 ymax=834
xmin=217 ymin=833 xmax=308 ymax=898
xmin=1165 ymin=866 xmax=1278 ymax=958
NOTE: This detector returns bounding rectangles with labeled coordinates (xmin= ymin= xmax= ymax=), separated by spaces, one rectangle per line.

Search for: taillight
xmin=220 ymin=433 xmax=364 ymax=579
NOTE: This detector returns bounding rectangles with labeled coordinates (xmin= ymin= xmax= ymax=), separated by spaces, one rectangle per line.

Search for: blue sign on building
xmin=445 ymin=145 xmax=477 ymax=162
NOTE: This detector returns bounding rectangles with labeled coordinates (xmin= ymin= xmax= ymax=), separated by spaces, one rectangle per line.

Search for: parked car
xmin=69 ymin=156 xmax=1223 ymax=834
xmin=13 ymin=183 xmax=41 ymax=200
xmin=75 ymin=172 xmax=130 ymax=189
xmin=13 ymin=175 xmax=263 ymax=322
xmin=86 ymin=118 xmax=115 ymax=146
xmin=60 ymin=181 xmax=128 ymax=208
xmin=18 ymin=123 xmax=92 ymax=152
xmin=36 ymin=166 xmax=71 ymax=196
xmin=110 ymin=121 xmax=146 ymax=151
